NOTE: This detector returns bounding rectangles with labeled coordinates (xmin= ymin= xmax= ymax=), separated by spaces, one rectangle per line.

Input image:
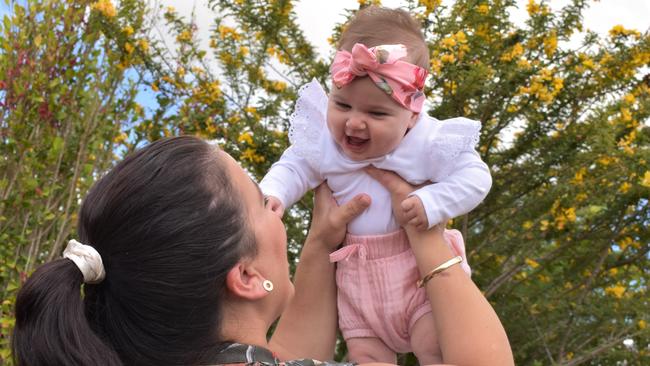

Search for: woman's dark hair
xmin=12 ymin=136 xmax=256 ymax=365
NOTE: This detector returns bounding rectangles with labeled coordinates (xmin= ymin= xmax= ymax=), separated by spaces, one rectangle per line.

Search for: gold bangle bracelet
xmin=416 ymin=256 xmax=463 ymax=288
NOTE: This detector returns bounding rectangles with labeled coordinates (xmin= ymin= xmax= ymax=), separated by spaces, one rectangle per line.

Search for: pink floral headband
xmin=330 ymin=43 xmax=428 ymax=113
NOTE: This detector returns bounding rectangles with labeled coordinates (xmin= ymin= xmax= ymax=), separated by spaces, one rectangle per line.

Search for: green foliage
xmin=0 ymin=0 xmax=149 ymax=361
xmin=1 ymin=0 xmax=648 ymax=365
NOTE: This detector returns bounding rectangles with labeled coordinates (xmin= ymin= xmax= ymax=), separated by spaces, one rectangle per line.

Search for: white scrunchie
xmin=63 ymin=239 xmax=106 ymax=284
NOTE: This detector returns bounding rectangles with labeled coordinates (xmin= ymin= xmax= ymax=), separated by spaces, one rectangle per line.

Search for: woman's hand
xmin=308 ymin=182 xmax=371 ymax=252
xmin=364 ymin=166 xmax=434 ymax=232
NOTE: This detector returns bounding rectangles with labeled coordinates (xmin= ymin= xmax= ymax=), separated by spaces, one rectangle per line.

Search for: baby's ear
xmin=408 ymin=112 xmax=419 ymax=128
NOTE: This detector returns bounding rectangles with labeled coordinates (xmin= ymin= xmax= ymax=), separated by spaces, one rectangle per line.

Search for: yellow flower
xmin=271 ymin=81 xmax=287 ymax=92
xmin=124 ymin=42 xmax=134 ymax=54
xmin=598 ymin=156 xmax=611 ymax=166
xmin=419 ymin=0 xmax=441 ymax=14
xmin=526 ymin=0 xmax=540 ymax=15
xmin=441 ymin=36 xmax=456 ymax=48
xmin=151 ymin=82 xmax=159 ymax=92
xmin=581 ymin=58 xmax=595 ymax=71
xmin=455 ymin=31 xmax=468 ymax=44
xmin=517 ymin=58 xmax=531 ymax=69
xmin=138 ymin=39 xmax=149 ymax=53
xmin=609 ymin=25 xmax=641 ymax=38
xmin=177 ymin=30 xmax=192 ymax=43
xmin=218 ymin=25 xmax=237 ymax=39
xmin=444 ymin=80 xmax=457 ymax=93
xmin=619 ymin=237 xmax=633 ymax=250
xmin=237 ymin=132 xmax=254 ymax=145
xmin=239 ymin=46 xmax=249 ymax=56
xmin=540 ymin=220 xmax=549 ymax=231
xmin=122 ymin=25 xmax=134 ymax=36
xmin=623 ymin=93 xmax=636 ymax=105
xmin=500 ymin=43 xmax=524 ymax=62
xmin=572 ymin=167 xmax=586 ymax=184
xmin=552 ymin=77 xmax=564 ymax=91
xmin=430 ymin=58 xmax=442 ymax=74
xmin=441 ymin=54 xmax=455 ymax=63
xmin=564 ymin=207 xmax=576 ymax=223
xmin=91 ymin=0 xmax=117 ymax=17
xmin=639 ymin=320 xmax=647 ymax=330
xmin=619 ymin=182 xmax=631 ymax=193
xmin=543 ymin=31 xmax=558 ymax=58
xmin=114 ymin=132 xmax=128 ymax=144
xmin=206 ymin=123 xmax=217 ymax=135
xmin=477 ymin=4 xmax=489 ymax=15
xmin=538 ymin=274 xmax=550 ymax=283
xmin=241 ymin=148 xmax=265 ymax=163
xmin=525 ymin=258 xmax=540 ymax=269
xmin=641 ymin=171 xmax=650 ymax=188
xmin=605 ymin=284 xmax=625 ymax=299
xmin=620 ymin=108 xmax=632 ymax=122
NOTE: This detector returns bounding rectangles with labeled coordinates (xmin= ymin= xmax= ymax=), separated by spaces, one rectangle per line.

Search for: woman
xmin=12 ymin=136 xmax=513 ymax=365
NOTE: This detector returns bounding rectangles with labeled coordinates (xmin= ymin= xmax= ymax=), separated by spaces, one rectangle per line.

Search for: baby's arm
xmin=260 ymin=147 xmax=323 ymax=217
xmin=411 ymin=149 xmax=492 ymax=228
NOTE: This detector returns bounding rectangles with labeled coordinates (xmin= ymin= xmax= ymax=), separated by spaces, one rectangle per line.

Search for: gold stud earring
xmin=262 ymin=280 xmax=274 ymax=292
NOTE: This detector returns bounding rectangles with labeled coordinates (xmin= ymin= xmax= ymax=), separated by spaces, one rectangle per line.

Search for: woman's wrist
xmin=405 ymin=225 xmax=457 ymax=277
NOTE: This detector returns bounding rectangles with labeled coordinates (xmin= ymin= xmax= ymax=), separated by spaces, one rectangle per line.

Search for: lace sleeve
xmin=430 ymin=117 xmax=481 ymax=160
xmin=287 ymin=79 xmax=329 ymax=168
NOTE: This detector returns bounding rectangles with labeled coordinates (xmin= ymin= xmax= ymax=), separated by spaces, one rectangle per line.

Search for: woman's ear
xmin=225 ymin=262 xmax=269 ymax=300
xmin=408 ymin=112 xmax=419 ymax=128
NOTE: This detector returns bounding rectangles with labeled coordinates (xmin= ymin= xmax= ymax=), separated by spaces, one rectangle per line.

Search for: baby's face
xmin=327 ymin=77 xmax=418 ymax=161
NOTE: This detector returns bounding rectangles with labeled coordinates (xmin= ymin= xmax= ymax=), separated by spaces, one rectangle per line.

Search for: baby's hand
xmin=401 ymin=195 xmax=428 ymax=231
xmin=265 ymin=195 xmax=285 ymax=217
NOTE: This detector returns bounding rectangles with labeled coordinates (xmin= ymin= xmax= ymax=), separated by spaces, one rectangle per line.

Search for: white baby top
xmin=260 ymin=80 xmax=492 ymax=236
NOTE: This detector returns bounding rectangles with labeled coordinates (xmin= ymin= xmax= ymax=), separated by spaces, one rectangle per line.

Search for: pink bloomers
xmin=329 ymin=229 xmax=471 ymax=353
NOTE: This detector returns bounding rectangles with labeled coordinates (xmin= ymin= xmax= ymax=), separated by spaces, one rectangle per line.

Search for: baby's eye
xmin=335 ymin=101 xmax=351 ymax=109
xmin=264 ymin=196 xmax=270 ymax=207
xmin=370 ymin=111 xmax=388 ymax=117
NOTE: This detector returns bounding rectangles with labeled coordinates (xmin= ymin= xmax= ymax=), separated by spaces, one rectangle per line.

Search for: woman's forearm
xmin=270 ymin=233 xmax=338 ymax=361
xmin=406 ymin=226 xmax=514 ymax=366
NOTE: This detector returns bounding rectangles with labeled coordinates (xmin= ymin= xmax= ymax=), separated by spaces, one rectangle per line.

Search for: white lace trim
xmin=430 ymin=117 xmax=481 ymax=160
xmin=287 ymin=79 xmax=328 ymax=168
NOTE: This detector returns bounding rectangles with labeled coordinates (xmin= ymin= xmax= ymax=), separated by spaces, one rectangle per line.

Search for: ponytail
xmin=12 ymin=259 xmax=122 ymax=366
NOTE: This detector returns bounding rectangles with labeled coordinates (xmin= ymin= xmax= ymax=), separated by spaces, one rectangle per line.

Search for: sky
xmin=159 ymin=0 xmax=650 ymax=59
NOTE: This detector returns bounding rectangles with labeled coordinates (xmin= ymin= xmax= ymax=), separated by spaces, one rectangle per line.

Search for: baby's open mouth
xmin=346 ymin=136 xmax=369 ymax=147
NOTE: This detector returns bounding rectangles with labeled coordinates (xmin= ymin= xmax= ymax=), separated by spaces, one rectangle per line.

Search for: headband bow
xmin=330 ymin=43 xmax=428 ymax=113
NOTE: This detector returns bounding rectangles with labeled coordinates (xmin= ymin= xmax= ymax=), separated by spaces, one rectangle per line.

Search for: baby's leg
xmin=346 ymin=337 xmax=396 ymax=364
xmin=409 ymin=312 xmax=443 ymax=365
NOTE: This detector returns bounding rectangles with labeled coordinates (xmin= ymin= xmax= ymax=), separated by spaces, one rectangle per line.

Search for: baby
xmin=260 ymin=6 xmax=492 ymax=364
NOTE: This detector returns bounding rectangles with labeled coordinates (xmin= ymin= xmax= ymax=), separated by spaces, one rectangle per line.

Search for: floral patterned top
xmin=209 ymin=342 xmax=356 ymax=366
